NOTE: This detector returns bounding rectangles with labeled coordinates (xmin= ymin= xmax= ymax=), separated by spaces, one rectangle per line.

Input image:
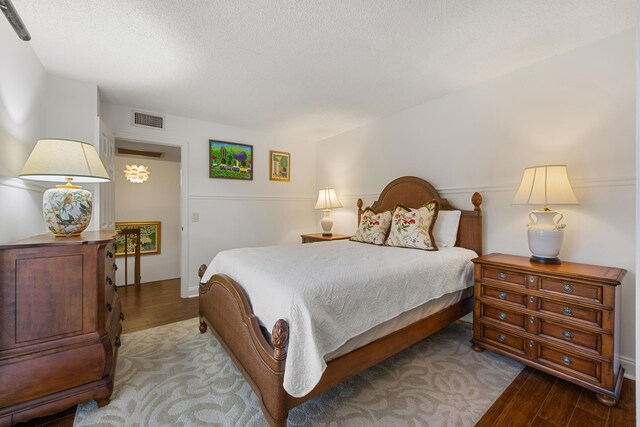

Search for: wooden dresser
xmin=471 ymin=253 xmax=626 ymax=406
xmin=0 ymin=231 xmax=123 ymax=426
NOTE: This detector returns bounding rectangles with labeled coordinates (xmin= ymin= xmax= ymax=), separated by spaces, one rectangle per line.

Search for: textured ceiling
xmin=13 ymin=1 xmax=636 ymax=142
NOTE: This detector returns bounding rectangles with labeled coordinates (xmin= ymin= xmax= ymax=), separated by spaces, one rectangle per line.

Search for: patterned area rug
xmin=75 ymin=318 xmax=522 ymax=426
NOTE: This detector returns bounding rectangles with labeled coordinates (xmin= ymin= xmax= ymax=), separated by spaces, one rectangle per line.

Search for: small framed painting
xmin=269 ymin=150 xmax=290 ymax=182
xmin=115 ymin=221 xmax=161 ymax=256
xmin=209 ymin=140 xmax=253 ymax=180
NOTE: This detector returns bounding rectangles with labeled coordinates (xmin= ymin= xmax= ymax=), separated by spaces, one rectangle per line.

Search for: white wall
xmin=45 ymin=75 xmax=98 ymax=144
xmin=114 ymin=155 xmax=181 ymax=283
xmin=0 ymin=21 xmax=104 ymax=246
xmin=100 ymin=103 xmax=318 ymax=296
xmin=0 ymin=20 xmax=48 ymax=244
xmin=317 ymin=30 xmax=637 ymax=376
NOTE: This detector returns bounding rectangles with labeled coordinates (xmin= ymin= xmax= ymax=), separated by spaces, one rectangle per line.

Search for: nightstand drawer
xmin=539 ymin=298 xmax=602 ymax=327
xmin=540 ymin=278 xmax=603 ymax=304
xmin=482 ymin=267 xmax=526 ymax=287
xmin=539 ymin=319 xmax=601 ymax=353
xmin=480 ymin=325 xmax=525 ymax=355
xmin=481 ymin=285 xmax=526 ymax=307
xmin=537 ymin=344 xmax=601 ymax=384
xmin=481 ymin=304 xmax=526 ymax=331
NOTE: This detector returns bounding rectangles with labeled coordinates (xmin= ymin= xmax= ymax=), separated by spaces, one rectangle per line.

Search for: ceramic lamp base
xmin=43 ymin=185 xmax=93 ymax=236
xmin=320 ymin=209 xmax=334 ymax=236
xmin=527 ymin=208 xmax=566 ymax=265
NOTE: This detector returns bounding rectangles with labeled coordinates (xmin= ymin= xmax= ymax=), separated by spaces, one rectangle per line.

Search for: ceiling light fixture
xmin=124 ymin=164 xmax=150 ymax=183
xmin=0 ymin=0 xmax=31 ymax=41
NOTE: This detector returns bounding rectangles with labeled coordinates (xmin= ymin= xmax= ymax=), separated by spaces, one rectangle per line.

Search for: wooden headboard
xmin=357 ymin=176 xmax=483 ymax=255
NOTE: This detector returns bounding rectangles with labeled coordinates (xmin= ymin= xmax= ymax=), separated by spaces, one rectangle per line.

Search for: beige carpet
xmin=75 ymin=318 xmax=522 ymax=426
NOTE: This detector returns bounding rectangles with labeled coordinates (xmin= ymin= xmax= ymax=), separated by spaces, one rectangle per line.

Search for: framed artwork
xmin=209 ymin=139 xmax=253 ymax=180
xmin=269 ymin=150 xmax=290 ymax=182
xmin=115 ymin=221 xmax=161 ymax=256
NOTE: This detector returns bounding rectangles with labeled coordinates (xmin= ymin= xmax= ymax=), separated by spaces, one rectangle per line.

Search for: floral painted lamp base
xmin=43 ymin=185 xmax=93 ymax=236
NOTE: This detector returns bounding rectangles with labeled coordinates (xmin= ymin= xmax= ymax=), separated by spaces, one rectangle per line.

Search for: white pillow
xmin=433 ymin=210 xmax=462 ymax=248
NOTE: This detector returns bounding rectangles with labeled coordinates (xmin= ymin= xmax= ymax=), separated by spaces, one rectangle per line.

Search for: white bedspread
xmin=201 ymin=240 xmax=476 ymax=397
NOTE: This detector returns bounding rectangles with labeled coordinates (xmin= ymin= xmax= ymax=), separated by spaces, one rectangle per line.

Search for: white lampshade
xmin=512 ymin=165 xmax=579 ymax=207
xmin=314 ymin=188 xmax=343 ymax=210
xmin=19 ymin=138 xmax=110 ymax=183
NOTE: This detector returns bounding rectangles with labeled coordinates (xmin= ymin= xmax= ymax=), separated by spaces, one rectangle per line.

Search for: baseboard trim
xmin=187 ymin=286 xmax=199 ymax=298
xmin=620 ymin=355 xmax=635 ymax=380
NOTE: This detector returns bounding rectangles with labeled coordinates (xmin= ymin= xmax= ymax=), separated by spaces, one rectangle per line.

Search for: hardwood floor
xmin=477 ymin=366 xmax=636 ymax=427
xmin=118 ymin=278 xmax=199 ymax=334
xmin=16 ymin=282 xmax=635 ymax=426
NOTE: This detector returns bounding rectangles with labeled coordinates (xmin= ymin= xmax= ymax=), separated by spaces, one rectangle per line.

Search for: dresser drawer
xmin=482 ymin=267 xmax=526 ymax=287
xmin=539 ymin=298 xmax=602 ymax=327
xmin=539 ymin=277 xmax=603 ymax=304
xmin=480 ymin=285 xmax=526 ymax=307
xmin=481 ymin=304 xmax=526 ymax=331
xmin=539 ymin=319 xmax=601 ymax=354
xmin=537 ymin=344 xmax=601 ymax=384
xmin=480 ymin=325 xmax=525 ymax=355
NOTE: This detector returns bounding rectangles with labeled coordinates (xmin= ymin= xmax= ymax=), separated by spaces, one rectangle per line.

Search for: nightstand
xmin=300 ymin=233 xmax=351 ymax=244
xmin=471 ymin=253 xmax=626 ymax=406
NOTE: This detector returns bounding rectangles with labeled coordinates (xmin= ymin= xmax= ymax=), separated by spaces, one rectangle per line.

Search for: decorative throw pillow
xmin=385 ymin=201 xmax=439 ymax=250
xmin=350 ymin=208 xmax=392 ymax=245
xmin=433 ymin=210 xmax=462 ymax=248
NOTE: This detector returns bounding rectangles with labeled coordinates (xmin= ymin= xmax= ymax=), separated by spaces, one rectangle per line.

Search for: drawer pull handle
xmin=529 ymin=340 xmax=534 ymax=347
xmin=498 ymin=292 xmax=507 ymax=300
xmin=530 ymin=316 xmax=535 ymax=324
xmin=563 ymin=307 xmax=574 ymax=316
xmin=115 ymin=336 xmax=121 ymax=348
xmin=106 ymin=277 xmax=113 ymax=285
xmin=498 ymin=272 xmax=507 ymax=281
xmin=120 ymin=312 xmax=125 ymax=321
xmin=498 ymin=334 xmax=506 ymax=342
xmin=563 ymin=330 xmax=573 ymax=341
xmin=114 ymin=264 xmax=118 ymax=271
xmin=113 ymin=283 xmax=118 ymax=292
xmin=529 ymin=296 xmax=535 ymax=303
xmin=562 ymin=284 xmax=574 ymax=293
xmin=561 ymin=355 xmax=572 ymax=366
xmin=107 ymin=251 xmax=114 ymax=258
xmin=499 ymin=312 xmax=507 ymax=320
xmin=112 ymin=243 xmax=117 ymax=250
xmin=529 ymin=276 xmax=535 ymax=283
xmin=106 ymin=303 xmax=112 ymax=312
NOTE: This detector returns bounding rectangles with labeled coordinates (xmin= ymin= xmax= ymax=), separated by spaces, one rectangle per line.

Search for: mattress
xmin=202 ymin=240 xmax=476 ymax=397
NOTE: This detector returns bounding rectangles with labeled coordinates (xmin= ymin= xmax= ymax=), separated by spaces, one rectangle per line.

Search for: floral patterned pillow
xmin=385 ymin=201 xmax=440 ymax=250
xmin=350 ymin=208 xmax=393 ymax=245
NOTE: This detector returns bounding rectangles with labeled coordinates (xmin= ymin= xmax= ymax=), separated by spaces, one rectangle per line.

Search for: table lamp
xmin=314 ymin=187 xmax=343 ymax=236
xmin=512 ymin=165 xmax=579 ymax=264
xmin=19 ymin=138 xmax=110 ymax=236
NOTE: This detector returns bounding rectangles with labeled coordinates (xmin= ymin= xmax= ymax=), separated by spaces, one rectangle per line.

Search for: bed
xmin=198 ymin=176 xmax=482 ymax=426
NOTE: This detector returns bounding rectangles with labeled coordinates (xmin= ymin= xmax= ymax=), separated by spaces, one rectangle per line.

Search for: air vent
xmin=132 ymin=111 xmax=165 ymax=129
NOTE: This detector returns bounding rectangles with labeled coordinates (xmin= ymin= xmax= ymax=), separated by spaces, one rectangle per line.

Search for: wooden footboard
xmin=198 ymin=268 xmax=290 ymax=426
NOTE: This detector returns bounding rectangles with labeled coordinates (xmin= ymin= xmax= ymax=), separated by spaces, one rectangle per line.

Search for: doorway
xmin=114 ymin=138 xmax=184 ymax=291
